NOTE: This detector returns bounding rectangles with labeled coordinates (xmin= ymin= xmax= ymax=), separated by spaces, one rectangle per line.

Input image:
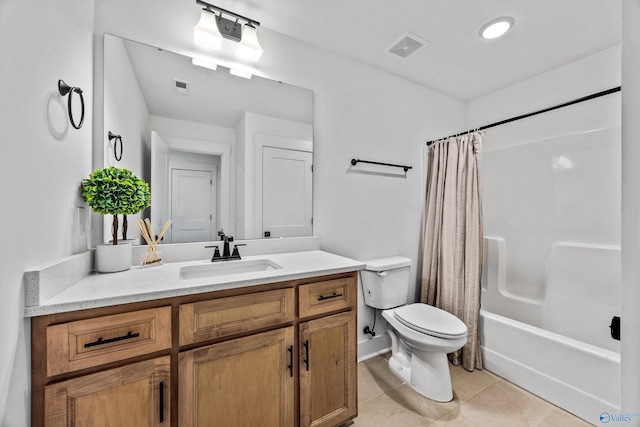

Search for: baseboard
xmin=357 ymin=333 xmax=391 ymax=363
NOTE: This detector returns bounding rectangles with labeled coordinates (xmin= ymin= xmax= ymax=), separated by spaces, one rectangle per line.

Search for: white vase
xmin=96 ymin=242 xmax=133 ymax=273
xmin=109 ymin=238 xmax=140 ymax=246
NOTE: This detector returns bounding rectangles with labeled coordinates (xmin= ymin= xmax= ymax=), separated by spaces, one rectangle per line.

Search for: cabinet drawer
xmin=298 ymin=276 xmax=356 ymax=319
xmin=46 ymin=307 xmax=171 ymax=377
xmin=179 ymin=288 xmax=295 ymax=346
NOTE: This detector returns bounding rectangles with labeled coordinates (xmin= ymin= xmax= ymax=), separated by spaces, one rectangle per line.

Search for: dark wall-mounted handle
xmin=83 ymin=331 xmax=140 ymax=348
xmin=318 ymin=292 xmax=343 ymax=301
xmin=58 ymin=79 xmax=85 ymax=130
xmin=610 ymin=316 xmax=620 ymax=340
xmin=303 ymin=340 xmax=310 ymax=371
xmin=287 ymin=345 xmax=294 ymax=377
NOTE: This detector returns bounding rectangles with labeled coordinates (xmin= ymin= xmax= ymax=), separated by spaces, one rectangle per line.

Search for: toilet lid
xmin=394 ymin=303 xmax=467 ymax=338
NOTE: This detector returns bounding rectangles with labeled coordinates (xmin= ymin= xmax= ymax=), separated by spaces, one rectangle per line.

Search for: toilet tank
xmin=361 ymin=256 xmax=412 ymax=309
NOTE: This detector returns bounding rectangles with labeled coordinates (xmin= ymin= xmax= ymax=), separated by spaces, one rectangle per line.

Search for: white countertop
xmin=24 ymin=250 xmax=365 ymax=317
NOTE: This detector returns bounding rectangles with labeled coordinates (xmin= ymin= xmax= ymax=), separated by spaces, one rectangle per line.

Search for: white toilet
xmin=361 ymin=257 xmax=467 ymax=402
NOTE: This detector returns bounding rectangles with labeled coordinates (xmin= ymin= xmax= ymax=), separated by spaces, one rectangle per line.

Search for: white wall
xmin=468 ymin=45 xmax=621 ymax=128
xmin=621 ymin=0 xmax=640 ymax=423
xmin=93 ymin=0 xmax=467 ymax=359
xmin=0 ymin=1 xmax=95 ymax=425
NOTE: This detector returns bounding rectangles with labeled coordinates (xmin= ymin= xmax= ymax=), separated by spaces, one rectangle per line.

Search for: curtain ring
xmin=108 ymin=131 xmax=123 ymax=161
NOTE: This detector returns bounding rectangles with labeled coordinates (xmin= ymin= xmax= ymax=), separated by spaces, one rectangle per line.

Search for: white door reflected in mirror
xmin=171 ymin=168 xmax=216 ymax=243
xmin=262 ymin=147 xmax=312 ymax=238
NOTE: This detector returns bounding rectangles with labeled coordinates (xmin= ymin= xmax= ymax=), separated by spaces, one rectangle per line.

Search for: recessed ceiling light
xmin=480 ymin=16 xmax=514 ymax=39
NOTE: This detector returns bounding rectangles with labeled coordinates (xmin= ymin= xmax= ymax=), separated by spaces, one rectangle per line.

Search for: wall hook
xmin=108 ymin=131 xmax=123 ymax=161
xmin=58 ymin=79 xmax=85 ymax=129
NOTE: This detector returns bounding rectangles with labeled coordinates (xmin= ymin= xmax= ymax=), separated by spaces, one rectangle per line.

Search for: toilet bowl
xmin=382 ymin=304 xmax=467 ymax=402
xmin=361 ymin=257 xmax=468 ymax=402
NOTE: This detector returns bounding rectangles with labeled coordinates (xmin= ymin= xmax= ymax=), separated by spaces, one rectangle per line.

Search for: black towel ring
xmin=58 ymin=80 xmax=85 ymax=130
xmin=108 ymin=131 xmax=123 ymax=161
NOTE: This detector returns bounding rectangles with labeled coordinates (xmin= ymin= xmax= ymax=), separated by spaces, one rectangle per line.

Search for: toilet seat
xmin=394 ymin=303 xmax=467 ymax=339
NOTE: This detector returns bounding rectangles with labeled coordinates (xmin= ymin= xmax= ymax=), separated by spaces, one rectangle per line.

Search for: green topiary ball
xmin=81 ymin=167 xmax=151 ymax=216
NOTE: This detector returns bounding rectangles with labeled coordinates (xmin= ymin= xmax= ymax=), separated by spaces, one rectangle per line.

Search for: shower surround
xmin=479 ymin=94 xmax=621 ymax=424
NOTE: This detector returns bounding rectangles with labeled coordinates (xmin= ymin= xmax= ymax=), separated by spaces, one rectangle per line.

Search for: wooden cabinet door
xmin=44 ymin=356 xmax=170 ymax=427
xmin=299 ymin=311 xmax=357 ymax=427
xmin=179 ymin=327 xmax=295 ymax=427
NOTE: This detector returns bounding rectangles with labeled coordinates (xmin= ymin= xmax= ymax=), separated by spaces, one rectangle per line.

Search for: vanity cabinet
xmin=299 ymin=312 xmax=356 ymax=427
xmin=298 ymin=277 xmax=357 ymax=427
xmin=32 ymin=271 xmax=358 ymax=427
xmin=179 ymin=327 xmax=295 ymax=426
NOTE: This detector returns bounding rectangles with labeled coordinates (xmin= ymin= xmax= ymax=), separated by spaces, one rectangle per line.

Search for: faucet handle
xmin=205 ymin=244 xmax=221 ymax=260
xmin=231 ymin=243 xmax=245 ymax=258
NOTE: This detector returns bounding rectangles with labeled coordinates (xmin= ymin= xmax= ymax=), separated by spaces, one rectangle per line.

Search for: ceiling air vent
xmin=172 ymin=78 xmax=189 ymax=95
xmin=386 ymin=32 xmax=429 ymax=59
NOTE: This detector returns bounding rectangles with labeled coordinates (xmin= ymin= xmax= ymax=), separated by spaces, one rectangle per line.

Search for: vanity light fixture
xmin=479 ymin=16 xmax=515 ymax=39
xmin=193 ymin=10 xmax=224 ymax=50
xmin=194 ymin=1 xmax=263 ymax=62
xmin=235 ymin=24 xmax=263 ymax=62
xmin=192 ymin=57 xmax=218 ymax=70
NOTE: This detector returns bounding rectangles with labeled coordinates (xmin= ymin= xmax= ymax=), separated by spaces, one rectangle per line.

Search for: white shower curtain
xmin=421 ymin=132 xmax=484 ymax=371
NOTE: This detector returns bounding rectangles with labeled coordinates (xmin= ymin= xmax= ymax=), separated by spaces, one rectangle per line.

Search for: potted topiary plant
xmin=81 ymin=167 xmax=151 ymax=273
xmin=121 ymin=175 xmax=152 ymax=244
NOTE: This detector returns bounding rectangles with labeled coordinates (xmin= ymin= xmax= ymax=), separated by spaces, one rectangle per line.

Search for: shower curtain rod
xmin=425 ymin=86 xmax=621 ymax=146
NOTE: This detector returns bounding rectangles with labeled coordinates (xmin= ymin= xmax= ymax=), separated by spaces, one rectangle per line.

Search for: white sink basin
xmin=179 ymin=259 xmax=283 ymax=280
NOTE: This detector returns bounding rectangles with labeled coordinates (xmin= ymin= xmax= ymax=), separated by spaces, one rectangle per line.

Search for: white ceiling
xmin=219 ymin=0 xmax=622 ymax=101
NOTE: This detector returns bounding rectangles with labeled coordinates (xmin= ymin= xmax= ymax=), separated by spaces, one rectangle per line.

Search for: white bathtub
xmin=480 ymin=235 xmax=621 ymax=425
xmin=480 ymin=309 xmax=620 ymax=424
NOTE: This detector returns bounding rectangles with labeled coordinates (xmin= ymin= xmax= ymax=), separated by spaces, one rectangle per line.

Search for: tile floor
xmin=353 ymin=354 xmax=594 ymax=427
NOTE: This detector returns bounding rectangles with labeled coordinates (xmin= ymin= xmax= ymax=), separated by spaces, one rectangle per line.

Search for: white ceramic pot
xmin=109 ymin=238 xmax=140 ymax=246
xmin=96 ymin=241 xmax=133 ymax=273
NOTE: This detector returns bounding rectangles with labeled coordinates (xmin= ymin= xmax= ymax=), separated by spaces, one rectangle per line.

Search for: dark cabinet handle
xmin=303 ymin=340 xmax=310 ymax=371
xmin=159 ymin=381 xmax=165 ymax=423
xmin=318 ymin=292 xmax=343 ymax=301
xmin=83 ymin=331 xmax=140 ymax=348
xmin=287 ymin=345 xmax=294 ymax=377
